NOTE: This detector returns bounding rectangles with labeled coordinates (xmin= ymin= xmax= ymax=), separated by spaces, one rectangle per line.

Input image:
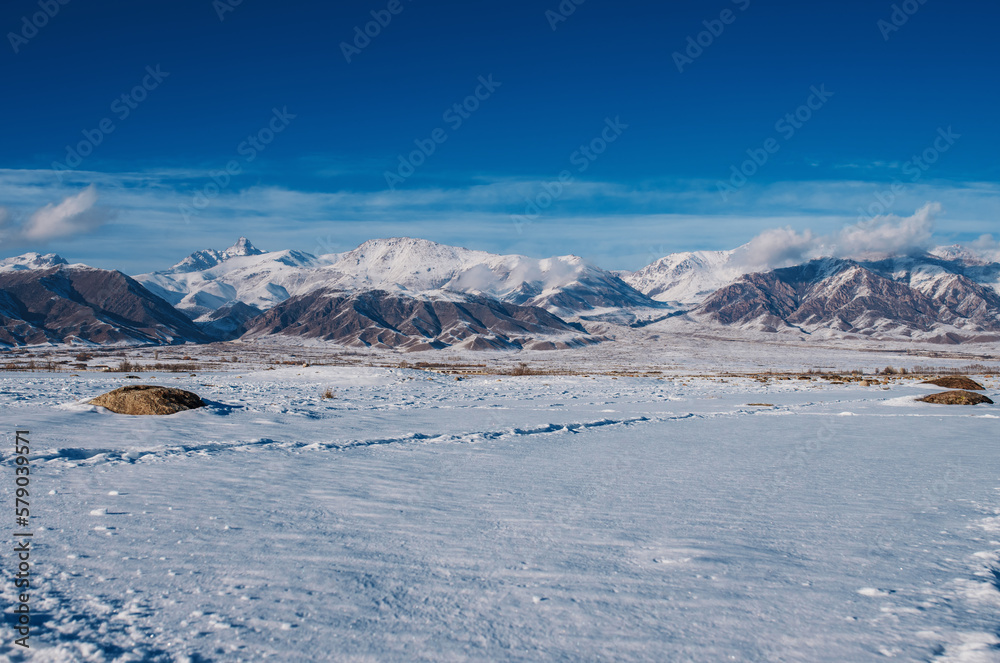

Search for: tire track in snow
xmin=6 ymin=414 xmax=678 ymax=469
xmin=4 ymin=405 xmax=782 ymax=470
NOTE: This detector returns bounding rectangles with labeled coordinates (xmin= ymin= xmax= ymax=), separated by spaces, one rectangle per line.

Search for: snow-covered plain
xmin=2 ymin=352 xmax=999 ymax=662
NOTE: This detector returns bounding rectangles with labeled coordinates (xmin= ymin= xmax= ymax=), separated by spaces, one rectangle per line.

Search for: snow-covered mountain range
xmin=3 ymin=236 xmax=1000 ymax=348
xmin=134 ymin=237 xmax=658 ymax=319
xmin=136 ymin=242 xmax=321 ymax=317
xmin=691 ymin=257 xmax=1000 ymax=343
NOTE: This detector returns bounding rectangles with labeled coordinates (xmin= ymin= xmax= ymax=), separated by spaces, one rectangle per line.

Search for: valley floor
xmin=1 ymin=350 xmax=999 ymax=662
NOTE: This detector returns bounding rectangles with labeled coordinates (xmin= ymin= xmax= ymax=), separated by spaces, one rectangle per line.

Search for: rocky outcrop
xmin=917 ymin=390 xmax=994 ymax=405
xmin=90 ymin=385 xmax=206 ymax=415
xmin=920 ymin=376 xmax=985 ymax=391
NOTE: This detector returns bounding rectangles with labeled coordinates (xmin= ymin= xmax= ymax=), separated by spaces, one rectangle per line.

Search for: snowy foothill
xmin=1 ymin=341 xmax=999 ymax=662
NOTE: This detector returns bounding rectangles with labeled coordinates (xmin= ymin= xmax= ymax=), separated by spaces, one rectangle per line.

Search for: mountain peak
xmin=167 ymin=238 xmax=266 ymax=273
xmin=224 ymin=237 xmax=264 ymax=258
xmin=0 ymin=252 xmax=69 ymax=272
xmin=354 ymin=237 xmax=467 ymax=255
xmin=623 ymin=248 xmax=743 ymax=304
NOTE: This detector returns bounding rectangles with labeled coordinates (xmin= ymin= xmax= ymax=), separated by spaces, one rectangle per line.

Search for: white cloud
xmin=967 ymin=234 xmax=1000 ymax=261
xmin=736 ymin=203 xmax=943 ymax=270
xmin=0 ymin=185 xmax=111 ymax=247
xmin=22 ymin=185 xmax=106 ymax=241
xmin=740 ymin=226 xmax=816 ymax=269
xmin=832 ymin=202 xmax=938 ymax=259
xmin=0 ymin=167 xmax=996 ymax=272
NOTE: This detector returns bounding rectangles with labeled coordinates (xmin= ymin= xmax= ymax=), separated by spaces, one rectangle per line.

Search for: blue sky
xmin=1 ymin=0 xmax=998 ymax=272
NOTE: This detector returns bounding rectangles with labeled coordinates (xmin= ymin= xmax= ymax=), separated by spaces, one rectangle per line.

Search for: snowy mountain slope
xmin=135 ymin=238 xmax=327 ymax=316
xmin=136 ymin=237 xmax=659 ymax=318
xmin=931 ymin=243 xmax=1000 ymax=265
xmin=167 ymin=236 xmax=265 ymax=273
xmin=860 ymin=253 xmax=1000 ymax=298
xmin=195 ymin=301 xmax=265 ymax=341
xmin=0 ymin=252 xmax=69 ymax=272
xmin=622 ymin=249 xmax=747 ymax=304
xmin=317 ymin=237 xmax=658 ymax=316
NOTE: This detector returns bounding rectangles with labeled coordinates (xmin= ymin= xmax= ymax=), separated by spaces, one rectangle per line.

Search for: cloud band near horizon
xmin=0 ymin=167 xmax=997 ymax=274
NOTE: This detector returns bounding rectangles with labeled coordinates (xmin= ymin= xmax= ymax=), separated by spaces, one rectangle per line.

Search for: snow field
xmin=0 ymin=367 xmax=998 ymax=661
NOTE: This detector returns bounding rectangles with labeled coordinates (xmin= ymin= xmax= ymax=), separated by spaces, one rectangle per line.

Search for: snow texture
xmin=2 ymin=361 xmax=999 ymax=662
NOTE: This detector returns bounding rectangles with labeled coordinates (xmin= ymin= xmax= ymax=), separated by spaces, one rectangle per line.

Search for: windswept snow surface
xmin=2 ymin=367 xmax=1000 ymax=662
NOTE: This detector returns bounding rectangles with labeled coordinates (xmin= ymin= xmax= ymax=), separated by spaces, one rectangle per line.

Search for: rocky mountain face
xmin=693 ymin=258 xmax=1000 ymax=343
xmin=241 ymin=289 xmax=602 ymax=351
xmin=0 ymin=264 xmax=213 ymax=347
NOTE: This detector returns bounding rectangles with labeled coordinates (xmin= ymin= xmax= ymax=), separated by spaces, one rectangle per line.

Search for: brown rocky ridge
xmin=241 ymin=288 xmax=602 ymax=351
xmin=0 ymin=264 xmax=213 ymax=346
